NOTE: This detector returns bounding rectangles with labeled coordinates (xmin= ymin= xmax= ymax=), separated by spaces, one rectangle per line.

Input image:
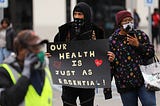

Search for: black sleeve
xmin=93 ymin=25 xmax=105 ymax=39
xmin=98 ymin=28 xmax=105 ymax=39
xmin=6 ymin=28 xmax=16 ymax=51
xmin=54 ymin=32 xmax=60 ymax=42
xmin=134 ymin=30 xmax=155 ymax=60
xmin=54 ymin=23 xmax=69 ymax=43
xmin=0 ymin=67 xmax=30 ymax=106
xmin=10 ymin=29 xmax=17 ymax=51
xmin=103 ymin=88 xmax=112 ymax=100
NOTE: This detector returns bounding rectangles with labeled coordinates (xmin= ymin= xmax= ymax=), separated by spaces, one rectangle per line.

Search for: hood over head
xmin=73 ymin=2 xmax=93 ymax=23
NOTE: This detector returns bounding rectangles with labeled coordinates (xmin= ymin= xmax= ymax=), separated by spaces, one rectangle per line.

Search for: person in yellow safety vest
xmin=0 ymin=30 xmax=53 ymax=106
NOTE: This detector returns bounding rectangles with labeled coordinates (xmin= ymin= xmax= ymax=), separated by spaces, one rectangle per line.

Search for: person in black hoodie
xmin=54 ymin=2 xmax=115 ymax=106
xmin=54 ymin=2 xmax=104 ymax=42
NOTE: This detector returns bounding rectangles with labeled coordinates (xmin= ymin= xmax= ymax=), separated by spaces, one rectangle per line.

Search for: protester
xmin=54 ymin=2 xmax=115 ymax=106
xmin=152 ymin=8 xmax=160 ymax=50
xmin=0 ymin=18 xmax=16 ymax=63
xmin=104 ymin=10 xmax=156 ymax=106
xmin=0 ymin=30 xmax=53 ymax=106
xmin=133 ymin=9 xmax=140 ymax=29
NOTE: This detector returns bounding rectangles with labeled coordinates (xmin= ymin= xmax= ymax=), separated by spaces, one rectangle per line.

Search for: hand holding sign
xmin=47 ymin=39 xmax=111 ymax=88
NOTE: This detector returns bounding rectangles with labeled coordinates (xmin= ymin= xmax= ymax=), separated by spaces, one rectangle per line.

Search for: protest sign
xmin=47 ymin=39 xmax=111 ymax=88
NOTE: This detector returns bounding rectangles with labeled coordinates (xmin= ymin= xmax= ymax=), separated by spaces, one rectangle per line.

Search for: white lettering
xmin=50 ymin=44 xmax=67 ymax=51
xmin=55 ymin=70 xmax=75 ymax=76
xmin=57 ymin=79 xmax=96 ymax=86
xmin=59 ymin=53 xmax=65 ymax=60
xmin=82 ymin=69 xmax=93 ymax=75
xmin=58 ymin=51 xmax=95 ymax=60
xmin=72 ymin=60 xmax=82 ymax=67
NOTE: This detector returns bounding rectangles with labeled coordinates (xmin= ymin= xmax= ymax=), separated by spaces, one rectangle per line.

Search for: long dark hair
xmin=1 ymin=18 xmax=10 ymax=26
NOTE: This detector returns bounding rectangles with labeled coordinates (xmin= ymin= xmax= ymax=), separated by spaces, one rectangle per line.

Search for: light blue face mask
xmin=37 ymin=51 xmax=45 ymax=63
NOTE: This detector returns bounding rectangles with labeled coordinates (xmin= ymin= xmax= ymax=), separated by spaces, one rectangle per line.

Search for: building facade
xmin=2 ymin=0 xmax=159 ymax=40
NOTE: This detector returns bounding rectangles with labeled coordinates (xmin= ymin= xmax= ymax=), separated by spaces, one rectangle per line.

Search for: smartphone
xmin=128 ymin=30 xmax=135 ymax=37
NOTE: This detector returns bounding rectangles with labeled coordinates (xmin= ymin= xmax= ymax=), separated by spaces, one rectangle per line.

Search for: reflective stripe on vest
xmin=0 ymin=64 xmax=53 ymax=106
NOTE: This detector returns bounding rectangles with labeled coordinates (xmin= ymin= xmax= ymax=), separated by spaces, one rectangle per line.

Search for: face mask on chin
xmin=122 ymin=22 xmax=134 ymax=33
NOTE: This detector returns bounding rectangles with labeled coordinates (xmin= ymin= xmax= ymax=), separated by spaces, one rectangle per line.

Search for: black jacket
xmin=54 ymin=2 xmax=105 ymax=42
xmin=54 ymin=22 xmax=105 ymax=42
xmin=6 ymin=27 xmax=16 ymax=51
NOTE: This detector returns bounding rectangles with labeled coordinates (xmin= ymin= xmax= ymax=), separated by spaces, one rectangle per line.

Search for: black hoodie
xmin=73 ymin=2 xmax=92 ymax=23
xmin=54 ymin=2 xmax=105 ymax=42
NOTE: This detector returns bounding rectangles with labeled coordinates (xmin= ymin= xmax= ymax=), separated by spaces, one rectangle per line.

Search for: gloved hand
xmin=103 ymin=88 xmax=112 ymax=100
xmin=22 ymin=53 xmax=38 ymax=79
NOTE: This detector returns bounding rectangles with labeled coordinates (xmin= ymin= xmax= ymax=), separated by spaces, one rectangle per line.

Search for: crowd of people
xmin=0 ymin=2 xmax=158 ymax=106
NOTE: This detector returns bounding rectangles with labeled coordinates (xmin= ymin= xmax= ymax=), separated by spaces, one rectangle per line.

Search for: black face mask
xmin=73 ymin=18 xmax=84 ymax=35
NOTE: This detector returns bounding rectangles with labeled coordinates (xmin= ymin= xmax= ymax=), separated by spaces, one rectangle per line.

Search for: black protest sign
xmin=47 ymin=39 xmax=111 ymax=88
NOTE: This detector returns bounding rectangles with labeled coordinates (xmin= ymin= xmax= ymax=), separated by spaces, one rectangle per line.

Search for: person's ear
xmin=16 ymin=48 xmax=28 ymax=61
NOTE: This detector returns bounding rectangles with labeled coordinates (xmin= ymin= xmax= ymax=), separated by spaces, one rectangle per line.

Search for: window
xmin=77 ymin=0 xmax=125 ymax=38
xmin=4 ymin=0 xmax=33 ymax=32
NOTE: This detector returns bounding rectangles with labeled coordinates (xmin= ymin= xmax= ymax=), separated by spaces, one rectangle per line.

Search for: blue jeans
xmin=120 ymin=85 xmax=156 ymax=106
xmin=0 ymin=48 xmax=11 ymax=64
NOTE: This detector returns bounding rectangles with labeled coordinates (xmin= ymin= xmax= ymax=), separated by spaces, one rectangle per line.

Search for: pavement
xmin=52 ymin=49 xmax=160 ymax=106
xmin=52 ymin=84 xmax=160 ymax=106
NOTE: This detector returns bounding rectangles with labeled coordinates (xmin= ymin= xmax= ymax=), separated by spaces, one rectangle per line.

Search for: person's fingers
xmin=45 ymin=52 xmax=52 ymax=57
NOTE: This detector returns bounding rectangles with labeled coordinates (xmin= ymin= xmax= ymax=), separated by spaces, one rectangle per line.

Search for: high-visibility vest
xmin=0 ymin=64 xmax=53 ymax=106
